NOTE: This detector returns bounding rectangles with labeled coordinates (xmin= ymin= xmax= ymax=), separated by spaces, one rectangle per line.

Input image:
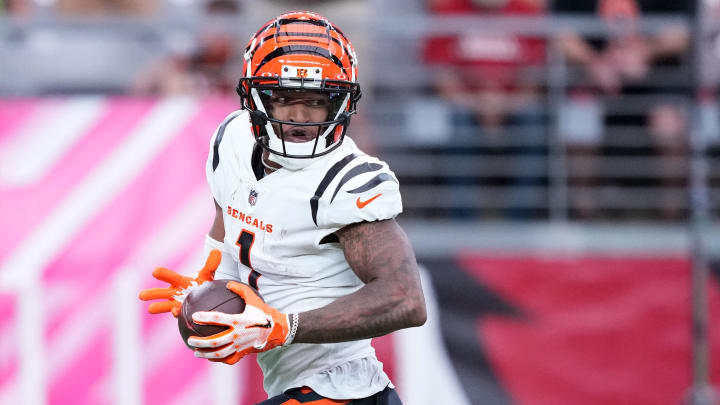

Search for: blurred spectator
xmin=424 ymin=0 xmax=546 ymax=137
xmin=134 ymin=32 xmax=239 ymax=96
xmin=4 ymin=0 xmax=31 ymax=14
xmin=205 ymin=0 xmax=241 ymax=14
xmin=423 ymin=0 xmax=548 ymax=219
xmin=699 ymin=0 xmax=720 ymax=201
xmin=556 ymin=92 xmax=604 ymax=219
xmin=701 ymin=0 xmax=720 ymax=88
xmin=554 ymin=0 xmax=691 ymax=220
xmin=133 ymin=1 xmax=242 ymax=96
xmin=4 ymin=0 xmax=162 ymax=15
xmin=55 ymin=0 xmax=159 ymax=15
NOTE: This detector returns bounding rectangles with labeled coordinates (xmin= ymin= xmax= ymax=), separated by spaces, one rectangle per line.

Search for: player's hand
xmin=138 ymin=250 xmax=221 ymax=317
xmin=187 ymin=281 xmax=289 ymax=365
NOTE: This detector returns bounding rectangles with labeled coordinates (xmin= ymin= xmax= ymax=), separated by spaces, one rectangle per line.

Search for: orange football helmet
xmin=237 ymin=11 xmax=362 ymax=170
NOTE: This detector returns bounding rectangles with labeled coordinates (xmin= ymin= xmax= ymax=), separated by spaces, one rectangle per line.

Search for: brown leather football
xmin=178 ymin=280 xmax=248 ymax=348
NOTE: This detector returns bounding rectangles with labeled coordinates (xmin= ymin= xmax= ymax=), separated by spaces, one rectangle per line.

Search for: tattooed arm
xmin=293 ymin=219 xmax=427 ymax=343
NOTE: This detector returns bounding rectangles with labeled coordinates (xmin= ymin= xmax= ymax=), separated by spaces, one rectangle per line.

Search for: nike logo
xmin=250 ymin=321 xmax=272 ymax=329
xmin=356 ymin=193 xmax=382 ymax=209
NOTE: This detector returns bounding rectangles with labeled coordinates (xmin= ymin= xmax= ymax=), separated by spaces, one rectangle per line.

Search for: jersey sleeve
xmin=205 ymin=111 xmax=243 ymax=204
xmin=205 ymin=125 xmax=223 ymax=204
xmin=320 ymin=156 xmax=403 ymax=228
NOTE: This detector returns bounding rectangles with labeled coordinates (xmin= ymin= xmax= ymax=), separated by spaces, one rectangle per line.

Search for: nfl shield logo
xmin=248 ymin=189 xmax=258 ymax=206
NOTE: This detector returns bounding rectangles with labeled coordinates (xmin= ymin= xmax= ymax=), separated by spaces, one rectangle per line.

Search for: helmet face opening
xmin=238 ymin=76 xmax=361 ymax=159
xmin=237 ymin=12 xmax=362 ymax=166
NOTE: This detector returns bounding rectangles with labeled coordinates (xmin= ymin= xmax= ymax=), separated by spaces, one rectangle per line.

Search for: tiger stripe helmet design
xmin=237 ymin=11 xmax=362 ymax=170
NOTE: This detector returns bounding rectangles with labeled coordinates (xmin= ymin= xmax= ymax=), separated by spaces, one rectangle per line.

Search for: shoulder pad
xmin=206 ymin=110 xmax=246 ymax=204
xmin=312 ymin=154 xmax=402 ymax=228
xmin=210 ymin=110 xmax=244 ymax=172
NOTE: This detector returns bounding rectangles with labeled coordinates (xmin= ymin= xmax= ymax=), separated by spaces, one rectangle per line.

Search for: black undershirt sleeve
xmin=251 ymin=144 xmax=265 ymax=181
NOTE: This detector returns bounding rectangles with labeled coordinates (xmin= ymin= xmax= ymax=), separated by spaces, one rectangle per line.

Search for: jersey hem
xmin=277 ymin=353 xmax=391 ymax=400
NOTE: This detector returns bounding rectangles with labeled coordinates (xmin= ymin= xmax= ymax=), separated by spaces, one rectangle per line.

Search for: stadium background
xmin=1 ymin=0 xmax=720 ymax=404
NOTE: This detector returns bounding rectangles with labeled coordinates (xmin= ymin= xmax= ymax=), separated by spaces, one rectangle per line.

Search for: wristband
xmin=284 ymin=312 xmax=299 ymax=346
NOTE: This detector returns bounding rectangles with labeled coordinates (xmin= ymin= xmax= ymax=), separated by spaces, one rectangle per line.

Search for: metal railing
xmin=0 ymin=13 xmax=717 ymax=222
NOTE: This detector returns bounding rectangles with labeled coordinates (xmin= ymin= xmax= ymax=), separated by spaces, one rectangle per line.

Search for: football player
xmin=139 ymin=11 xmax=426 ymax=404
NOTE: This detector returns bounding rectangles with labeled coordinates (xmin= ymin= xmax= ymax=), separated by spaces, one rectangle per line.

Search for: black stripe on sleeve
xmin=346 ymin=172 xmax=397 ymax=194
xmin=319 ymin=233 xmax=339 ymax=244
xmin=212 ymin=112 xmax=242 ymax=171
xmin=311 ymin=153 xmax=358 ymax=225
xmin=329 ymin=162 xmax=382 ymax=203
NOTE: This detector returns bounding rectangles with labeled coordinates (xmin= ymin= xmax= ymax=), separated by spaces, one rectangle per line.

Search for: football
xmin=178 ymin=280 xmax=253 ymax=348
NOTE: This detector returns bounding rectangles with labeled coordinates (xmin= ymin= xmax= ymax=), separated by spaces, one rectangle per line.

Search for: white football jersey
xmin=205 ymin=110 xmax=402 ymax=398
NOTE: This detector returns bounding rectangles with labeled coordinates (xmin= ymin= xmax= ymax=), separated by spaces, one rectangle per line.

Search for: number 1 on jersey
xmin=236 ymin=229 xmax=255 ymax=268
xmin=236 ymin=229 xmax=260 ymax=290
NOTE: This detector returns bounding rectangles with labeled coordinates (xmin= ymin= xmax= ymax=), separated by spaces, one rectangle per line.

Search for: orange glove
xmin=187 ymin=281 xmax=291 ymax=365
xmin=138 ymin=250 xmax=221 ymax=317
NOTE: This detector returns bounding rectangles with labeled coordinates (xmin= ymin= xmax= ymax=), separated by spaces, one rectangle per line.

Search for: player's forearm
xmin=293 ymin=220 xmax=426 ymax=344
xmin=293 ymin=265 xmax=425 ymax=343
